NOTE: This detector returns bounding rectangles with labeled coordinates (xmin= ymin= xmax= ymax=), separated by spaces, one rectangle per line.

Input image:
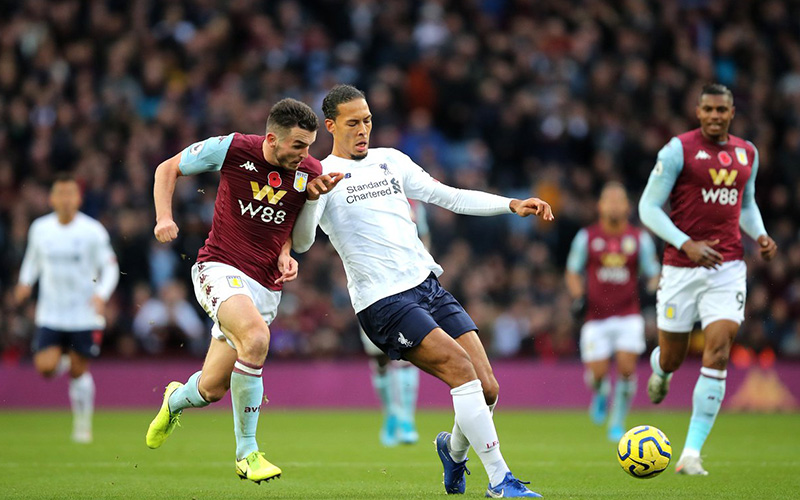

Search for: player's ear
xmin=325 ymin=118 xmax=336 ymax=134
xmin=265 ymin=131 xmax=279 ymax=148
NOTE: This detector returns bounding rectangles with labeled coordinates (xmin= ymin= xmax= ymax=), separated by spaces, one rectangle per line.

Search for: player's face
xmin=696 ymin=94 xmax=735 ymax=141
xmin=327 ymin=99 xmax=372 ymax=160
xmin=267 ymin=126 xmax=317 ymax=170
xmin=49 ymin=180 xmax=82 ymax=219
xmin=598 ymin=186 xmax=629 ymax=224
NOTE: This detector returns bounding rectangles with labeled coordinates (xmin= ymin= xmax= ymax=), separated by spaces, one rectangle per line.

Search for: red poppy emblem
xmin=268 ymin=171 xmax=282 ymax=188
xmin=717 ymin=151 xmax=732 ymax=167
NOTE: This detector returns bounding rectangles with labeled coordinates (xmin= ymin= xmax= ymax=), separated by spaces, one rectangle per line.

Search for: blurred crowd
xmin=2 ymin=0 xmax=800 ymax=363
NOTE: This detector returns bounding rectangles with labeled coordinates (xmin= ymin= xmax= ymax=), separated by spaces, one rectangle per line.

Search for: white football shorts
xmin=580 ymin=314 xmax=645 ymax=363
xmin=191 ymin=261 xmax=281 ymax=348
xmin=656 ymin=260 xmax=746 ymax=333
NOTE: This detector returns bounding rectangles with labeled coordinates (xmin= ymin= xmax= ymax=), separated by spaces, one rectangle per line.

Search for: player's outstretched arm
xmin=292 ymin=173 xmax=345 ymax=254
xmin=509 ymin=197 xmax=555 ymax=220
xmin=153 ymin=153 xmax=183 ymax=243
xmin=306 ymin=172 xmax=345 ymax=201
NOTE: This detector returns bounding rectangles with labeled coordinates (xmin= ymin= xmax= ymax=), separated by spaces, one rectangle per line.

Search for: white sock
xmin=449 ymin=421 xmax=470 ymax=462
xmin=450 ymin=393 xmax=500 ymax=462
xmin=69 ymin=372 xmax=95 ymax=435
xmin=451 ymin=380 xmax=510 ymax=487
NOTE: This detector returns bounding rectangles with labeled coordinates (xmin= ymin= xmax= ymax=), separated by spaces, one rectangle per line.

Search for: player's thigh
xmin=614 ymin=351 xmax=639 ymax=377
xmin=191 ymin=262 xmax=272 ymax=347
xmin=580 ymin=319 xmax=614 ymax=364
xmin=68 ymin=350 xmax=90 ymax=378
xmin=403 ymin=328 xmax=476 ymax=388
xmin=217 ymin=295 xmax=271 ymax=350
xmin=698 ymin=260 xmax=747 ymax=330
xmin=656 ymin=265 xmax=702 ymax=333
xmin=198 ymin=337 xmax=238 ymax=398
xmin=454 ymin=331 xmax=498 ymax=402
xmin=33 ymin=345 xmax=63 ymax=376
xmin=585 ymin=359 xmax=611 ymax=381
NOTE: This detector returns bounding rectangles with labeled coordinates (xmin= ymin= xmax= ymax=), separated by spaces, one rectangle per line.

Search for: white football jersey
xmin=293 ymin=148 xmax=512 ymax=312
xmin=18 ymin=212 xmax=119 ymax=330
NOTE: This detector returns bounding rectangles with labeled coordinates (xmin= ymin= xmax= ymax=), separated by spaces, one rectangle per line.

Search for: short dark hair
xmin=266 ymin=98 xmax=319 ymax=136
xmin=322 ymin=84 xmax=366 ymax=120
xmin=52 ymin=172 xmax=77 ymax=187
xmin=699 ymin=83 xmax=733 ymax=104
xmin=601 ymin=180 xmax=627 ymax=196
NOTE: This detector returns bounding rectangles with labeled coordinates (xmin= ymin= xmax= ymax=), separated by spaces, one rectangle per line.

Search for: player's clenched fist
xmin=757 ymin=234 xmax=777 ymax=261
xmin=307 ymin=172 xmax=345 ymax=200
xmin=154 ymin=219 xmax=179 ymax=243
xmin=510 ymin=197 xmax=555 ymax=221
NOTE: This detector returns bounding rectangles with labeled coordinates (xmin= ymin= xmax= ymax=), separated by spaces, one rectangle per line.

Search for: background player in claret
xmin=292 ymin=84 xmax=553 ymax=498
xmin=565 ymin=182 xmax=660 ymax=442
xmin=145 ymin=98 xmax=321 ymax=485
xmin=15 ymin=174 xmax=119 ymax=443
xmin=639 ymin=83 xmax=778 ymax=475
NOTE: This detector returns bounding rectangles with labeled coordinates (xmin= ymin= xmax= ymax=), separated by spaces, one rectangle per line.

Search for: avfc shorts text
xmin=357 ymin=274 xmax=478 ymax=360
xmin=656 ymin=260 xmax=747 ymax=332
xmin=191 ymin=261 xmax=281 ymax=348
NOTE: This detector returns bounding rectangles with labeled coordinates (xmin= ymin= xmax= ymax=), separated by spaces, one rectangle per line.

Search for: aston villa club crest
xmin=735 ymin=147 xmax=748 ymax=165
xmin=621 ymin=235 xmax=637 ymax=255
xmin=294 ymin=171 xmax=309 ymax=192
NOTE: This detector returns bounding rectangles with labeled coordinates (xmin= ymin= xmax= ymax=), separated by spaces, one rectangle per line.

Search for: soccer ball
xmin=617 ymin=425 xmax=672 ymax=479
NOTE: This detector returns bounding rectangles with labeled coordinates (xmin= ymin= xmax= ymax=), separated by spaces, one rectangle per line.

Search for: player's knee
xmin=239 ymin=328 xmax=270 ymax=360
xmin=37 ymin=367 xmax=57 ymax=379
xmin=482 ymin=376 xmax=499 ymax=405
xmin=432 ymin=348 xmax=475 ymax=384
xmin=704 ymin=344 xmax=730 ymax=369
xmin=660 ymin=353 xmax=683 ymax=373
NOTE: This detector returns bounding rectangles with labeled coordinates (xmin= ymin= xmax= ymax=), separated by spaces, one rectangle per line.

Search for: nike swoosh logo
xmin=488 ymin=488 xmax=504 ymax=498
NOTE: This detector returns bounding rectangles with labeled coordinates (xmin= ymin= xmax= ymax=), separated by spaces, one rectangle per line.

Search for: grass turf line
xmin=0 ymin=410 xmax=798 ymax=499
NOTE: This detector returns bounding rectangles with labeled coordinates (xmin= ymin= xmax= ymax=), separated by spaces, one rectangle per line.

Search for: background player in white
xmin=565 ymin=182 xmax=660 ymax=442
xmin=145 ymin=98 xmax=321 ymax=484
xmin=639 ymin=83 xmax=777 ymax=475
xmin=293 ymin=84 xmax=553 ymax=498
xmin=362 ymin=199 xmax=428 ymax=447
xmin=15 ymin=174 xmax=119 ymax=443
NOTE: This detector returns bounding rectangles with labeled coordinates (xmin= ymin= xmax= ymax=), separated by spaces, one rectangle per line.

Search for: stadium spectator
xmin=0 ymin=1 xmax=798 ymax=363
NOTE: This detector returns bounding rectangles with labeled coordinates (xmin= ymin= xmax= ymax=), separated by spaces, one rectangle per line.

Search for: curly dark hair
xmin=322 ymin=84 xmax=366 ymax=120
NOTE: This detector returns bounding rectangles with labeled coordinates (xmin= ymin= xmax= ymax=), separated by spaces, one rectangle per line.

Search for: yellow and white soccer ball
xmin=617 ymin=425 xmax=672 ymax=479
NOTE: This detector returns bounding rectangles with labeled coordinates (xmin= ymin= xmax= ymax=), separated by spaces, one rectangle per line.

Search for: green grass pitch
xmin=1 ymin=409 xmax=798 ymax=499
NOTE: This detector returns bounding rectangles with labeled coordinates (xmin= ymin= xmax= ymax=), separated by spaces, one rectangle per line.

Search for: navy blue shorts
xmin=357 ymin=274 xmax=478 ymax=360
xmin=33 ymin=327 xmax=103 ymax=358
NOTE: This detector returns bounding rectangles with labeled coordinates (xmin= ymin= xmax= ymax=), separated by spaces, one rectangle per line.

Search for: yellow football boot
xmin=145 ymin=381 xmax=183 ymax=449
xmin=235 ymin=451 xmax=282 ymax=484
